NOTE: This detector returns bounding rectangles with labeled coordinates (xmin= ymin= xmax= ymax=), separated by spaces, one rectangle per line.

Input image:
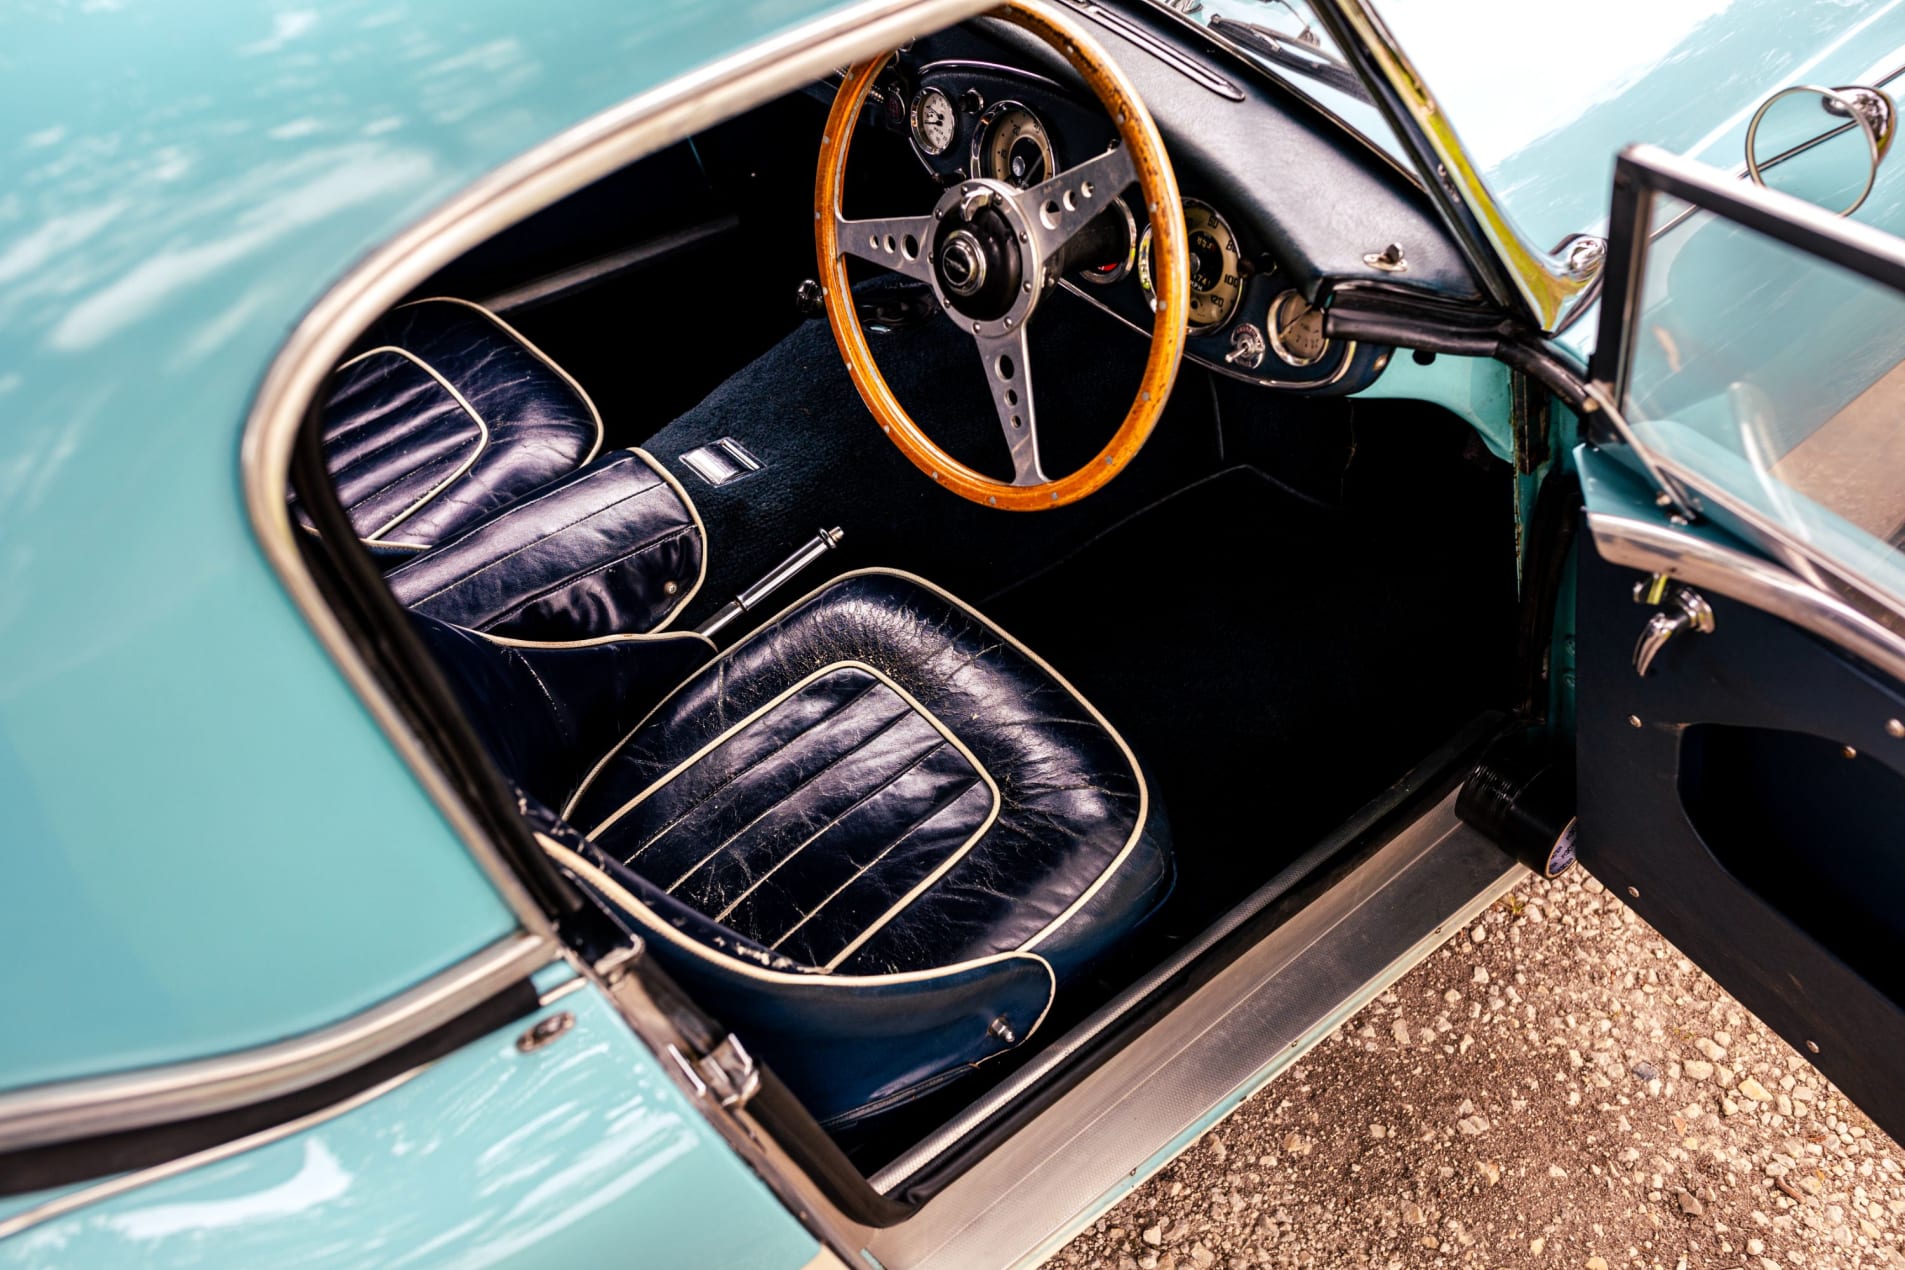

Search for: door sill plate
xmin=862 ymin=790 xmax=1523 ymax=1269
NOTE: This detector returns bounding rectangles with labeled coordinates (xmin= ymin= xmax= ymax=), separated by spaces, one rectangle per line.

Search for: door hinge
xmin=667 ymin=1033 xmax=761 ymax=1110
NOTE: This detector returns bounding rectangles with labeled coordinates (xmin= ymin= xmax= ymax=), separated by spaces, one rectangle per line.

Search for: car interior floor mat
xmin=983 ymin=458 xmax=1517 ymax=935
xmin=632 ymin=286 xmax=1236 ymax=632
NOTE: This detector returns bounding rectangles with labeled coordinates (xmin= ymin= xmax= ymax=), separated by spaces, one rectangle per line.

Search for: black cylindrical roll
xmin=1457 ymin=724 xmax=1578 ymax=878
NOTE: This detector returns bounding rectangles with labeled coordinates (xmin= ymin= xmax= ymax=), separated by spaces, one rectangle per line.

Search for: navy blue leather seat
xmin=419 ymin=570 xmax=1173 ymax=1125
xmin=301 ymin=297 xmax=603 ymax=558
xmin=388 ymin=448 xmax=707 ymax=641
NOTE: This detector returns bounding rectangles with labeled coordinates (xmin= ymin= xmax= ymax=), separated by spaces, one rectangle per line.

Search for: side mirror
xmin=1745 ymin=83 xmax=1896 ymax=216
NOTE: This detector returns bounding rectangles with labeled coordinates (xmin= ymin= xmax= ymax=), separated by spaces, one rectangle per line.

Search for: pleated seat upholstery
xmin=419 ymin=569 xmax=1173 ymax=1124
xmin=563 ymin=570 xmax=1173 ymax=986
xmin=301 ymin=297 xmax=603 ymax=558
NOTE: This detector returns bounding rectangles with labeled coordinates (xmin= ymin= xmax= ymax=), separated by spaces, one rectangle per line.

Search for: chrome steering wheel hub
xmin=927 ymin=178 xmax=1043 ymax=338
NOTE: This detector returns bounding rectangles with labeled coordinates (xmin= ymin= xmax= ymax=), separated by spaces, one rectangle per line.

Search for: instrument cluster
xmin=875 ymin=59 xmax=1364 ymax=390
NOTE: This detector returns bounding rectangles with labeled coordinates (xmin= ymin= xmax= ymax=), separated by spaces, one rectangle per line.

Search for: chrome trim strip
xmin=1588 ymin=510 xmax=1905 ymax=684
xmin=0 ymin=1068 xmax=427 ymax=1241
xmin=863 ymin=791 xmax=1522 ymax=1269
xmin=1310 ymin=0 xmax=1598 ymax=333
xmin=242 ymin=0 xmax=994 ymax=942
xmin=1056 ymin=277 xmax=1360 ymax=389
xmin=197 ymin=0 xmax=991 ymax=1169
xmin=0 ymin=932 xmax=547 ymax=1153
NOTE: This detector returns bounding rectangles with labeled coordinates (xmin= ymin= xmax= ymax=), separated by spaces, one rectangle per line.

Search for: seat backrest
xmin=412 ymin=615 xmax=711 ymax=812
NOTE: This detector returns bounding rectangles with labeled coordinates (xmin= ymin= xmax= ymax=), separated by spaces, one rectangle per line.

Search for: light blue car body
xmin=0 ymin=0 xmax=1893 ymax=1260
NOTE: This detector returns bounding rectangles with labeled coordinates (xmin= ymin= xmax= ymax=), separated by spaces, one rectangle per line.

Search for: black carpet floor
xmin=624 ymin=296 xmax=1516 ymax=1163
xmin=985 ymin=461 xmax=1515 ymax=932
xmin=640 ymin=288 xmax=1226 ymax=630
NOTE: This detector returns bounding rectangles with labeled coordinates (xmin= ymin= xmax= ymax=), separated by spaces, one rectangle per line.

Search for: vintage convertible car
xmin=7 ymin=0 xmax=1905 ymax=1263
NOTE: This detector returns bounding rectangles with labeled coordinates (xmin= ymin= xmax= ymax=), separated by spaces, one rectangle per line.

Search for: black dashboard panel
xmin=874 ymin=3 xmax=1488 ymax=391
xmin=892 ymin=57 xmax=1386 ymax=390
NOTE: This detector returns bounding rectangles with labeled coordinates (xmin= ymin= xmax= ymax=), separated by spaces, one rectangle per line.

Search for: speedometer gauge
xmin=909 ymin=86 xmax=956 ymax=156
xmin=974 ymin=103 xmax=1053 ymax=188
xmin=1137 ymin=199 xmax=1243 ymax=334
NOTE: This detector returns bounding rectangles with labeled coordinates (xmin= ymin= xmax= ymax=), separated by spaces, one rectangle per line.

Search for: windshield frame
xmin=1304 ymin=0 xmax=1604 ymax=333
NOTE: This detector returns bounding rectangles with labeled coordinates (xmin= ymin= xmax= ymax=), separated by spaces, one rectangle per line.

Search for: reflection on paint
xmin=0 ymin=993 xmax=817 ymax=1268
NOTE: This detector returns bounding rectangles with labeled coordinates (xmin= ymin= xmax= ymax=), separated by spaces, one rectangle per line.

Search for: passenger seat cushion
xmin=302 ymin=297 xmax=602 ymax=552
xmin=386 ymin=449 xmax=705 ymax=640
xmin=564 ymin=570 xmax=1172 ymax=980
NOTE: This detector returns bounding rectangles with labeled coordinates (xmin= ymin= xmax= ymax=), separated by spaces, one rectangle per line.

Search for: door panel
xmin=1575 ymin=143 xmax=1905 ymax=1140
xmin=1577 ymin=524 xmax=1905 ymax=1137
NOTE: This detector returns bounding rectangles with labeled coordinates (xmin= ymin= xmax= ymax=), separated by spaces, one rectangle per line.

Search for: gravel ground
xmin=1055 ymin=872 xmax=1905 ymax=1270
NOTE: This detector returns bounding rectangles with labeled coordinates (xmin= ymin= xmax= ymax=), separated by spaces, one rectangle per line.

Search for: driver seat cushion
xmin=299 ymin=296 xmax=603 ymax=557
xmin=563 ymin=569 xmax=1173 ymax=983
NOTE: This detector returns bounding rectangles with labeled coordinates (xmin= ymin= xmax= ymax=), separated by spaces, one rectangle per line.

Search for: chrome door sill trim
xmin=1588 ymin=510 xmax=1905 ymax=684
xmin=0 ymin=932 xmax=548 ymax=1153
xmin=862 ymin=791 xmax=1522 ymax=1270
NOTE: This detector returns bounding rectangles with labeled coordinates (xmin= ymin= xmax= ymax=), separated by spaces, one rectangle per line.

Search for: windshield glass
xmin=1144 ymin=0 xmax=1413 ymax=169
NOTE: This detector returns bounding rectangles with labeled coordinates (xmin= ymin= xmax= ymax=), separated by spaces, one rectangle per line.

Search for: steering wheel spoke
xmin=1024 ymin=142 xmax=1138 ymax=267
xmin=976 ymin=327 xmax=1045 ymax=487
xmin=815 ymin=7 xmax=1186 ymax=510
xmin=835 ymin=212 xmax=939 ymax=284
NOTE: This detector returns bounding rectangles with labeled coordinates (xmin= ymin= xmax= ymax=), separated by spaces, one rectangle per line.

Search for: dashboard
xmin=861 ymin=50 xmax=1394 ymax=391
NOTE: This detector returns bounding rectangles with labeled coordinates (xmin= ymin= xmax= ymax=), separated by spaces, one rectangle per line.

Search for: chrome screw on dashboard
xmin=1363 ymin=241 xmax=1408 ymax=272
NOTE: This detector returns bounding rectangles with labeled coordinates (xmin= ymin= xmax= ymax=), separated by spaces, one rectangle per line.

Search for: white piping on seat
xmin=540 ymin=836 xmax=1058 ymax=1049
xmin=400 ymin=296 xmax=606 ymax=464
xmin=560 ymin=566 xmax=1152 ymax=957
xmin=390 ymin=446 xmax=708 ymax=634
xmin=395 ymin=302 xmax=715 ymax=631
xmin=332 ymin=345 xmax=490 ymax=545
xmin=585 ymin=659 xmax=999 ymax=848
xmin=627 ymin=447 xmax=708 ymax=630
xmin=654 ymin=660 xmax=1004 ymax=942
xmin=472 ymin=626 xmax=715 ymax=652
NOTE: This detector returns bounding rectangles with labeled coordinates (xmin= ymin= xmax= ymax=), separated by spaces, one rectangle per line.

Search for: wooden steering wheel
xmin=815 ymin=0 xmax=1189 ymax=510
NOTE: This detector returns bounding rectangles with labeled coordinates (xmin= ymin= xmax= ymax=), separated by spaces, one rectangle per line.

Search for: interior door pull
xmin=1632 ymin=582 xmax=1715 ymax=677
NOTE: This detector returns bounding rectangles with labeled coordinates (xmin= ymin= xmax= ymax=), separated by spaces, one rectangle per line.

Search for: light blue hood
xmin=1379 ymin=0 xmax=1905 ymax=256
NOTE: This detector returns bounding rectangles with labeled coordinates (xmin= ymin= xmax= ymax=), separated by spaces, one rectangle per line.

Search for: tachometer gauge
xmin=975 ymin=103 xmax=1053 ymax=188
xmin=1137 ymin=199 xmax=1243 ymax=334
xmin=909 ymin=86 xmax=956 ymax=156
xmin=1267 ymin=288 xmax=1329 ymax=366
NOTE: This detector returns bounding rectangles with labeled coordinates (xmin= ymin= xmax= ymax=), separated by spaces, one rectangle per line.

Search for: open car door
xmin=1576 ymin=141 xmax=1905 ymax=1141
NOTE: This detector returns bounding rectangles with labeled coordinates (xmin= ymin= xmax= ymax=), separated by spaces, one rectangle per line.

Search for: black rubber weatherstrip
xmin=0 ymin=979 xmax=539 ymax=1197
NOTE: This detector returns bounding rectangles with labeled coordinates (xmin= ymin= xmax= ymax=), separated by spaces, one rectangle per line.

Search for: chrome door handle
xmin=1632 ymin=583 xmax=1715 ymax=677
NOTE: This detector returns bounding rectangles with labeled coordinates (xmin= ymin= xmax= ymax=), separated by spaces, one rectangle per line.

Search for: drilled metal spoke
xmin=1022 ymin=143 xmax=1138 ymax=267
xmin=835 ymin=212 xmax=939 ymax=284
xmin=975 ymin=326 xmax=1044 ymax=487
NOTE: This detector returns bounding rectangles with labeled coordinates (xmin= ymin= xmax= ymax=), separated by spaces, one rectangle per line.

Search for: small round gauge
xmin=1267 ymin=288 xmax=1330 ymax=366
xmin=974 ymin=103 xmax=1053 ymax=188
xmin=909 ymin=86 xmax=956 ymax=156
xmin=1080 ymin=198 xmax=1138 ymax=286
xmin=1136 ymin=199 xmax=1244 ymax=334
